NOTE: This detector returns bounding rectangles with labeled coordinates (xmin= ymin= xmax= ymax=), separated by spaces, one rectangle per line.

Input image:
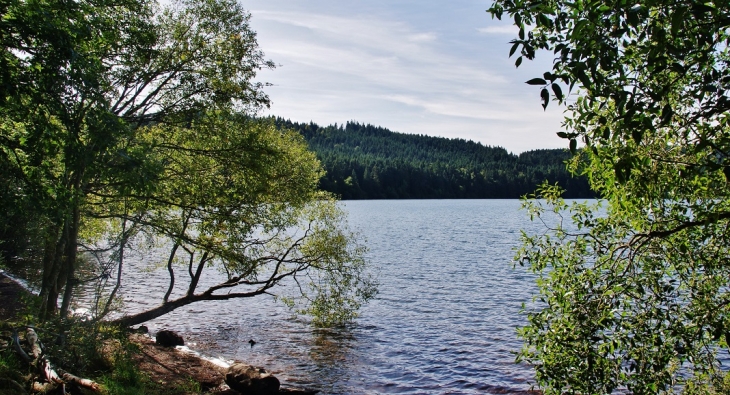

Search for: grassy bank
xmin=0 ymin=272 xmax=230 ymax=395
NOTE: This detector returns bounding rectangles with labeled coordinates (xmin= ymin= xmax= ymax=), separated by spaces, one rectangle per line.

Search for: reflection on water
xmin=110 ymin=200 xmax=550 ymax=394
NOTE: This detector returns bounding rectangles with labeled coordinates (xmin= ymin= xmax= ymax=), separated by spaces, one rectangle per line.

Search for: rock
xmin=225 ymin=363 xmax=280 ymax=395
xmin=155 ymin=330 xmax=184 ymax=347
xmin=133 ymin=325 xmax=149 ymax=334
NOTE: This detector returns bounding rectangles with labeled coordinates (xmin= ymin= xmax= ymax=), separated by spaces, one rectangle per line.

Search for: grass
xmin=0 ymin=271 xmax=210 ymax=395
xmin=99 ymin=353 xmax=202 ymax=395
xmin=0 ymin=313 xmax=205 ymax=395
xmin=0 ymin=346 xmax=28 ymax=395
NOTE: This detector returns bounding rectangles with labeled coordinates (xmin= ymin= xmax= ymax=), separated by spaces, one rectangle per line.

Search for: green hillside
xmin=275 ymin=118 xmax=594 ymax=199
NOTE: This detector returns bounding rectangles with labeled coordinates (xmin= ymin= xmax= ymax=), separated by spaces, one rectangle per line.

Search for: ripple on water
xmin=103 ymin=200 xmax=550 ymax=394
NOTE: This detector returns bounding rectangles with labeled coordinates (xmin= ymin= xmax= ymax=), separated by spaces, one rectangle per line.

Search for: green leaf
xmin=541 ymin=88 xmax=550 ymax=109
xmin=527 ymin=78 xmax=547 ymax=85
xmin=538 ymin=13 xmax=551 ymax=27
xmin=614 ymin=159 xmax=632 ymax=183
xmin=509 ymin=42 xmax=520 ymax=57
xmin=671 ymin=8 xmax=685 ymax=36
xmin=569 ymin=138 xmax=577 ymax=154
xmin=551 ymin=83 xmax=563 ymax=101
xmin=574 ymin=68 xmax=592 ymax=90
xmin=660 ymin=104 xmax=673 ymax=126
xmin=631 ymin=129 xmax=643 ymax=144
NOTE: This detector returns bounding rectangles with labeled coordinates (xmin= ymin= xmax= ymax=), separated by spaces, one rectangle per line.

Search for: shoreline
xmin=0 ymin=271 xmax=318 ymax=394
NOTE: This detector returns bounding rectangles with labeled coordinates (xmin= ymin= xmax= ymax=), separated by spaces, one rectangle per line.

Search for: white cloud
xmin=477 ymin=25 xmax=518 ymax=34
xmin=408 ymin=32 xmax=438 ymax=42
xmin=246 ymin=4 xmax=565 ymax=152
xmin=251 ymin=10 xmax=506 ymax=94
xmin=385 ymin=94 xmax=521 ymax=121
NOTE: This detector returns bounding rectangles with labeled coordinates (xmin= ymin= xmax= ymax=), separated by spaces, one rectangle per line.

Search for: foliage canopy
xmin=488 ymin=0 xmax=730 ymax=393
xmin=105 ymin=114 xmax=376 ymax=327
xmin=0 ymin=0 xmax=375 ymax=327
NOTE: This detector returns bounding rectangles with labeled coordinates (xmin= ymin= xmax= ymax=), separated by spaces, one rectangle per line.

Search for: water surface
xmin=118 ymin=200 xmax=546 ymax=394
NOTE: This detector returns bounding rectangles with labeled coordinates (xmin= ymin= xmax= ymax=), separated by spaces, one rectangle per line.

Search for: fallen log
xmin=13 ymin=327 xmax=101 ymax=392
xmin=57 ymin=368 xmax=101 ymax=391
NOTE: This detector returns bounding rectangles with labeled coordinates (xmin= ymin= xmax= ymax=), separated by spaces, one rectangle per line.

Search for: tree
xmin=2 ymin=0 xmax=376 ymax=328
xmin=488 ymin=0 xmax=730 ymax=393
xmin=1 ymin=0 xmax=157 ymax=319
xmin=94 ymin=114 xmax=376 ymax=327
xmin=1 ymin=0 xmax=274 ymax=319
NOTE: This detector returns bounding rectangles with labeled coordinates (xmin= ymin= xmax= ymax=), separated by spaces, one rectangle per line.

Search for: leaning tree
xmin=90 ymin=113 xmax=376 ymax=327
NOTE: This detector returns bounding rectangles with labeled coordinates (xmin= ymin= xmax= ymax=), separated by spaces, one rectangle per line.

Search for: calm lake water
xmin=117 ymin=199 xmax=551 ymax=394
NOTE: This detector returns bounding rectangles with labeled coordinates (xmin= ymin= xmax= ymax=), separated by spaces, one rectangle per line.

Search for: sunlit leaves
xmin=518 ymin=183 xmax=730 ymax=394
xmin=133 ymin=114 xmax=375 ymax=326
xmin=1 ymin=0 xmax=370 ymax=323
xmin=490 ymin=0 xmax=730 ymax=392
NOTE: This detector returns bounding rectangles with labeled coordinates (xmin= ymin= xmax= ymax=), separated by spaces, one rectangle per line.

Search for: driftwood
xmin=12 ymin=327 xmax=101 ymax=393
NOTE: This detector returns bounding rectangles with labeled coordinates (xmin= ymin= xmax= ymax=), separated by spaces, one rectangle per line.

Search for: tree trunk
xmin=113 ymin=297 xmax=196 ymax=327
xmin=39 ymin=221 xmax=69 ymax=320
xmin=60 ymin=203 xmax=80 ymax=318
xmin=38 ymin=224 xmax=60 ymax=318
xmin=50 ymin=240 xmax=70 ymax=318
xmin=186 ymin=251 xmax=208 ymax=296
xmin=112 ymin=287 xmax=267 ymax=327
xmin=98 ymin=213 xmax=130 ymax=319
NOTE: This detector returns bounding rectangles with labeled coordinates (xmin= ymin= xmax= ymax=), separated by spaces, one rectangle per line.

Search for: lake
xmin=117 ymin=199 xmax=549 ymax=394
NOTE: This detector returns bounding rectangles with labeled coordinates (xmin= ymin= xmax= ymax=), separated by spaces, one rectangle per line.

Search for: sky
xmin=243 ymin=0 xmax=567 ymax=154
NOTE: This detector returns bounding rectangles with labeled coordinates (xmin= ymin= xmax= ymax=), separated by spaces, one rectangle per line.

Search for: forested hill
xmin=274 ymin=118 xmax=595 ymax=199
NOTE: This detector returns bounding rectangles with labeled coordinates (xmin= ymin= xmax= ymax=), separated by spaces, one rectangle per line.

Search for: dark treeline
xmin=274 ymin=118 xmax=596 ymax=199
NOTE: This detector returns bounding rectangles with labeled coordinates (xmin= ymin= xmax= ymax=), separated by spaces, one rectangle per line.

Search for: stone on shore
xmin=155 ymin=330 xmax=184 ymax=347
xmin=225 ymin=363 xmax=280 ymax=395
